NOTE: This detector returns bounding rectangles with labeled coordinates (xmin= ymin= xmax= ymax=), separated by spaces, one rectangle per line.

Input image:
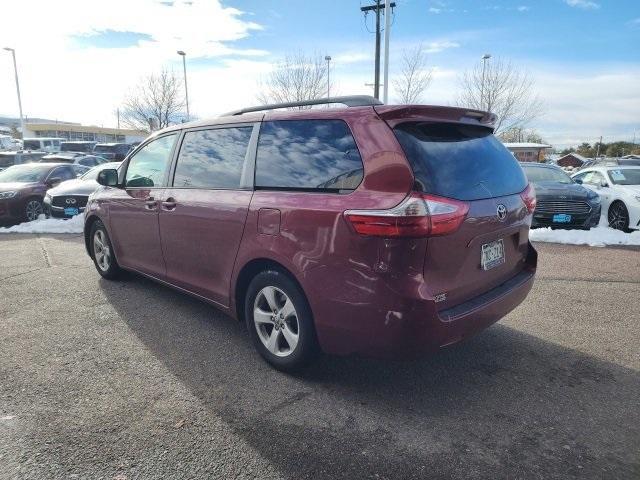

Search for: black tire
xmin=89 ymin=220 xmax=122 ymax=280
xmin=608 ymin=201 xmax=631 ymax=232
xmin=244 ymin=269 xmax=319 ymax=372
xmin=23 ymin=197 xmax=43 ymax=222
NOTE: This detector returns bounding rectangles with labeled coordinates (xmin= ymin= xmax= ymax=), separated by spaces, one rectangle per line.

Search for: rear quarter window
xmin=255 ymin=120 xmax=363 ymax=192
xmin=393 ymin=123 xmax=527 ymax=201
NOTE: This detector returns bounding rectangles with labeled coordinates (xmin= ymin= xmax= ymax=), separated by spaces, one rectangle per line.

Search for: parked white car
xmin=572 ymin=166 xmax=640 ymax=231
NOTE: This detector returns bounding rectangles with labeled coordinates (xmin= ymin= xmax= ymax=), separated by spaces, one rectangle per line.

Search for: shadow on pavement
xmin=100 ymin=273 xmax=640 ymax=480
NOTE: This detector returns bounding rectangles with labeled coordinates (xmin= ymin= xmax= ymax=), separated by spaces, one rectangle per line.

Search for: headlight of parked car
xmin=588 ymin=193 xmax=601 ymax=203
xmin=635 ymin=196 xmax=640 ymax=203
xmin=44 ymin=193 xmax=52 ymax=202
xmin=0 ymin=191 xmax=17 ymax=199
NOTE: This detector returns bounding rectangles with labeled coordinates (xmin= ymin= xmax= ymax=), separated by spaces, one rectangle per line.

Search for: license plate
xmin=64 ymin=207 xmax=79 ymax=216
xmin=481 ymin=239 xmax=505 ymax=271
xmin=553 ymin=213 xmax=572 ymax=223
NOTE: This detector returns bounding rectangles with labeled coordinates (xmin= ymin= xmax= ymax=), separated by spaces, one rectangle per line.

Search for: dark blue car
xmin=521 ymin=162 xmax=601 ymax=230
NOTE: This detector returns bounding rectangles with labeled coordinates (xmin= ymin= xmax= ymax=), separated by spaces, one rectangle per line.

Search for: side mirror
xmin=97 ymin=168 xmax=119 ymax=187
xmin=600 ymin=180 xmax=608 ymax=188
xmin=573 ymin=178 xmax=582 ymax=184
xmin=47 ymin=177 xmax=62 ymax=187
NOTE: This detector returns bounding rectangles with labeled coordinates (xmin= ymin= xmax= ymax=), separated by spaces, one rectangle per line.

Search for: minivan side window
xmin=173 ymin=127 xmax=253 ymax=189
xmin=255 ymin=120 xmax=363 ymax=191
xmin=125 ymin=134 xmax=177 ymax=188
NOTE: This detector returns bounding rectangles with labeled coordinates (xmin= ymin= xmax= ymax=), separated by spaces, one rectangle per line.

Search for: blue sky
xmin=1 ymin=0 xmax=638 ymax=147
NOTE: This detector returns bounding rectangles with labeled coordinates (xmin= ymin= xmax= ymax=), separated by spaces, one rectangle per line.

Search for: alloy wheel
xmin=25 ymin=200 xmax=43 ymax=221
xmin=608 ymin=203 xmax=628 ymax=231
xmin=93 ymin=230 xmax=112 ymax=272
xmin=253 ymin=286 xmax=299 ymax=357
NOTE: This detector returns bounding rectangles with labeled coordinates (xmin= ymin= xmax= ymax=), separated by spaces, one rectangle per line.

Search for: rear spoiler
xmin=373 ymin=105 xmax=497 ymax=131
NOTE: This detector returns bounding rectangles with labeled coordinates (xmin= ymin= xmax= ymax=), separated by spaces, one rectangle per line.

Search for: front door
xmin=107 ymin=133 xmax=178 ymax=278
xmin=159 ymin=125 xmax=257 ymax=306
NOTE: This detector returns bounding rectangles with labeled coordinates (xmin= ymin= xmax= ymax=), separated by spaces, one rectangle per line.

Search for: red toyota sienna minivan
xmin=85 ymin=96 xmax=537 ymax=371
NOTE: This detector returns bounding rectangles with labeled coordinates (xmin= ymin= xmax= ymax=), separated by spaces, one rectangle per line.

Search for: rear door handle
xmin=144 ymin=196 xmax=157 ymax=210
xmin=162 ymin=197 xmax=177 ymax=211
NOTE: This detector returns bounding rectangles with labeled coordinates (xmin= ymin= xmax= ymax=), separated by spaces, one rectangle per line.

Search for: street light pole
xmin=3 ymin=47 xmax=25 ymax=139
xmin=324 ymin=55 xmax=331 ymax=103
xmin=177 ymin=50 xmax=190 ymax=121
xmin=480 ymin=53 xmax=491 ymax=111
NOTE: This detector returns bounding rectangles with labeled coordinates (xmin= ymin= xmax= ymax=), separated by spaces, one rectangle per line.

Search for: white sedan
xmin=571 ymin=166 xmax=640 ymax=232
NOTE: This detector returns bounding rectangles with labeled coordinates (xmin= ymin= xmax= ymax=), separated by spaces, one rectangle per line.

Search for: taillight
xmin=344 ymin=193 xmax=469 ymax=238
xmin=520 ymin=183 xmax=537 ymax=214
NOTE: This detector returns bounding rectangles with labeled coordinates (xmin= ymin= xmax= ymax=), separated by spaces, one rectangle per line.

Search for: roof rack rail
xmin=222 ymin=95 xmax=383 ymax=116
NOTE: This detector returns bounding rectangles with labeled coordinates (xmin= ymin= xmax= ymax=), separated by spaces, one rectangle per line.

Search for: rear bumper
xmin=312 ymin=243 xmax=537 ymax=359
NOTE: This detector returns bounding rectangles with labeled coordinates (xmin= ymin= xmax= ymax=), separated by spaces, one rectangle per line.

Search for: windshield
xmin=522 ymin=165 xmax=573 ymax=184
xmin=607 ymin=169 xmax=640 ymax=185
xmin=94 ymin=145 xmax=114 ymax=153
xmin=61 ymin=142 xmax=93 ymax=153
xmin=0 ymin=164 xmax=51 ymax=183
xmin=23 ymin=140 xmax=41 ymax=150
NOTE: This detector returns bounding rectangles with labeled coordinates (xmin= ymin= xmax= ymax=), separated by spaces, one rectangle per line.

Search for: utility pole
xmin=116 ymin=108 xmax=120 ymax=129
xmin=3 ymin=47 xmax=25 ymax=138
xmin=382 ymin=0 xmax=391 ymax=103
xmin=361 ymin=1 xmax=395 ymax=100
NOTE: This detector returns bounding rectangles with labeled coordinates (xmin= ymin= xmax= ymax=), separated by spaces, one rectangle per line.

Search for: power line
xmin=360 ymin=1 xmax=395 ymax=100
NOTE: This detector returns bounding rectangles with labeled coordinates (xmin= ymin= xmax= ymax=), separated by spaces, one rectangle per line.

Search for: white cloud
xmin=332 ymin=52 xmax=371 ymax=65
xmin=0 ymin=0 xmax=265 ymax=126
xmin=531 ymin=68 xmax=639 ymax=146
xmin=423 ymin=41 xmax=460 ymax=53
xmin=517 ymin=6 xmax=530 ymax=12
xmin=565 ymin=0 xmax=600 ymax=10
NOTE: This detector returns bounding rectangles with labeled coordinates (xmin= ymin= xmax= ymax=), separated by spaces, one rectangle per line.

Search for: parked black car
xmin=93 ymin=143 xmax=132 ymax=161
xmin=0 ymin=163 xmax=77 ymax=223
xmin=44 ymin=162 xmax=121 ymax=218
xmin=521 ymin=162 xmax=601 ymax=229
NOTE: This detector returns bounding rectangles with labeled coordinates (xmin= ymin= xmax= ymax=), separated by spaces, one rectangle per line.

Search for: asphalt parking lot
xmin=0 ymin=235 xmax=638 ymax=479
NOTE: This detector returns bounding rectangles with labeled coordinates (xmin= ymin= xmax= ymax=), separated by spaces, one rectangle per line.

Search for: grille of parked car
xmin=536 ymin=200 xmax=592 ymax=214
xmin=51 ymin=195 xmax=89 ymax=208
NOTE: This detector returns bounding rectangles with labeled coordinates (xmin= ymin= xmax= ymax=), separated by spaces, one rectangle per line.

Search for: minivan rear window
xmin=256 ymin=120 xmax=363 ymax=192
xmin=393 ymin=123 xmax=527 ymax=201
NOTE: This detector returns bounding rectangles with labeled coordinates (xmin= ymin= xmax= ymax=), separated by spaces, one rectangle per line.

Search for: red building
xmin=557 ymin=152 xmax=588 ymax=168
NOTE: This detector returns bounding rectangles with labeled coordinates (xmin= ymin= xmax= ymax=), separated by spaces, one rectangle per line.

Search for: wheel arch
xmin=233 ymin=257 xmax=308 ymax=324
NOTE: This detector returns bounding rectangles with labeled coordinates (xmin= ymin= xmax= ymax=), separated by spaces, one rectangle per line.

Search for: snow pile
xmin=0 ymin=214 xmax=84 ymax=234
xmin=530 ymin=223 xmax=640 ymax=247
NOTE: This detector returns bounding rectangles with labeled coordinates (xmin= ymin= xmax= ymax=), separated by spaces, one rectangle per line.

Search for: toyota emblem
xmin=65 ymin=198 xmax=76 ymax=205
xmin=496 ymin=204 xmax=507 ymax=221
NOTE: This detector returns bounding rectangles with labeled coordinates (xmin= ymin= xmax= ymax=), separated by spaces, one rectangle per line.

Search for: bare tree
xmin=121 ymin=69 xmax=185 ymax=132
xmin=457 ymin=58 xmax=544 ymax=133
xmin=498 ymin=127 xmax=546 ymax=144
xmin=393 ymin=45 xmax=433 ymax=104
xmin=258 ymin=52 xmax=330 ymax=107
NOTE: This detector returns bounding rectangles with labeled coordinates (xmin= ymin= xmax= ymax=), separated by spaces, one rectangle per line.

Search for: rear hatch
xmin=390 ymin=119 xmax=532 ymax=310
